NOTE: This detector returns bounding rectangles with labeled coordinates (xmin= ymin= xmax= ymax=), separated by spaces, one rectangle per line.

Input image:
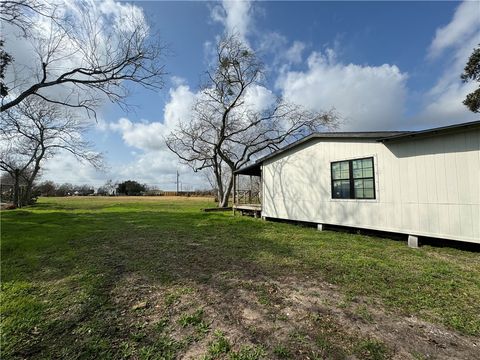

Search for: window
xmin=331 ymin=157 xmax=375 ymax=199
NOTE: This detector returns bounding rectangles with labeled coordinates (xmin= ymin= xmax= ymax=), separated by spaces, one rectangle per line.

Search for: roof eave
xmin=379 ymin=120 xmax=480 ymax=142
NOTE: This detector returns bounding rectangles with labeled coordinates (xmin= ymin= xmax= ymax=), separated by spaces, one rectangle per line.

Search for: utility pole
xmin=176 ymin=170 xmax=179 ymax=195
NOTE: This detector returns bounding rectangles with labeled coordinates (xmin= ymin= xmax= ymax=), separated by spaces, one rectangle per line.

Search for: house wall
xmin=262 ymin=128 xmax=480 ymax=243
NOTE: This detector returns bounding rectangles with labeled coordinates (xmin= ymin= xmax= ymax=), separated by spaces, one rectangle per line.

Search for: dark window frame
xmin=331 ymin=156 xmax=376 ymax=200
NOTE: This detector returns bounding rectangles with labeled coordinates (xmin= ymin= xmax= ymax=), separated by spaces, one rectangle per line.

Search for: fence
xmin=144 ymin=190 xmax=215 ymax=197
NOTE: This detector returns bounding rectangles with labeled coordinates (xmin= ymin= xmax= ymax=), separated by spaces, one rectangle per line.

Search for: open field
xmin=1 ymin=196 xmax=479 ymax=359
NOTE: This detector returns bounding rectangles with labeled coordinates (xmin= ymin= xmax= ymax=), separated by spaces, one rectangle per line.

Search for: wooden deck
xmin=233 ymin=204 xmax=262 ymax=217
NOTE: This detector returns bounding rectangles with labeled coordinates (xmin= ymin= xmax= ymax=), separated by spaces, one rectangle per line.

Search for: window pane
xmin=362 ymin=158 xmax=373 ymax=168
xmin=364 ymin=179 xmax=374 ymax=189
xmin=332 ymin=163 xmax=340 ymax=179
xmin=355 ymin=188 xmax=364 ymax=198
xmin=353 ymin=169 xmax=362 ymax=178
xmin=363 ymin=188 xmax=374 ymax=199
xmin=332 ymin=161 xmax=349 ymax=180
xmin=333 ymin=180 xmax=350 ymax=198
xmin=340 ymin=162 xmax=349 ymax=172
xmin=340 ymin=161 xmax=349 ymax=179
xmin=332 ymin=169 xmax=339 ymax=180
xmin=362 ymin=167 xmax=373 ymax=178
xmin=354 ymin=179 xmax=363 ymax=198
xmin=354 ymin=179 xmax=363 ymax=187
xmin=352 ymin=160 xmax=361 ymax=170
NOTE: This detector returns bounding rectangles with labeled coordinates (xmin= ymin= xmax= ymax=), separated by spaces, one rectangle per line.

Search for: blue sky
xmin=21 ymin=0 xmax=479 ymax=189
xmin=105 ymin=1 xmax=459 ymax=120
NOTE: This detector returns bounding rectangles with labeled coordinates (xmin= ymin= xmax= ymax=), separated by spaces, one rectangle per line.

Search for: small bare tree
xmin=167 ymin=35 xmax=337 ymax=207
xmin=0 ymin=97 xmax=102 ymax=206
xmin=0 ymin=0 xmax=166 ymax=114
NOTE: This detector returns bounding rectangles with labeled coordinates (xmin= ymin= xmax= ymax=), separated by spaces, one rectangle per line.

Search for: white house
xmin=234 ymin=121 xmax=480 ymax=246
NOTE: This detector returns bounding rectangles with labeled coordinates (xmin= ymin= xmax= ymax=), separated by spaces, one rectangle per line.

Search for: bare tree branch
xmin=0 ymin=0 xmax=54 ymax=36
xmin=1 ymin=0 xmax=166 ymax=114
xmin=0 ymin=97 xmax=103 ymax=205
xmin=166 ymin=34 xmax=338 ymax=207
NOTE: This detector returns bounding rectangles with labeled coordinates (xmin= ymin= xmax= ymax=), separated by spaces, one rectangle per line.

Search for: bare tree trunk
xmin=24 ymin=158 xmax=42 ymax=205
xmin=213 ymin=162 xmax=225 ymax=207
xmin=220 ymin=173 xmax=234 ymax=208
xmin=13 ymin=168 xmax=20 ymax=207
xmin=24 ymin=177 xmax=35 ymax=205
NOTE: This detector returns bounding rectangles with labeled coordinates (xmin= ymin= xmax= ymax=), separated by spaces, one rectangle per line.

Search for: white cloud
xmin=415 ymin=1 xmax=479 ymax=126
xmin=113 ymin=152 xmax=205 ymax=191
xmin=39 ymin=148 xmax=206 ymax=190
xmin=417 ymin=82 xmax=477 ymax=125
xmin=40 ymin=83 xmax=206 ymax=190
xmin=428 ymin=1 xmax=480 ymax=59
xmin=105 ymin=84 xmax=205 ymax=190
xmin=258 ymin=32 xmax=309 ymax=69
xmin=242 ymin=85 xmax=276 ymax=113
xmin=40 ymin=151 xmax=108 ymax=186
xmin=277 ymin=50 xmax=408 ymax=130
xmin=258 ymin=31 xmax=288 ymax=55
xmin=109 ymin=118 xmax=165 ymax=151
xmin=285 ymin=41 xmax=307 ymax=64
xmin=163 ymin=85 xmax=197 ymax=129
xmin=108 ymin=84 xmax=196 ymax=152
xmin=211 ymin=0 xmax=253 ymax=41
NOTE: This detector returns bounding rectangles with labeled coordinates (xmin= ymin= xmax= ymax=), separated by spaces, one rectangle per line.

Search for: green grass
xmin=1 ymin=196 xmax=480 ymax=359
xmin=178 ymin=309 xmax=204 ymax=327
xmin=204 ymin=331 xmax=231 ymax=359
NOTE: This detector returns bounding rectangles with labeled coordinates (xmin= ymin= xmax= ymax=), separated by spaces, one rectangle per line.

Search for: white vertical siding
xmin=262 ymin=129 xmax=480 ymax=243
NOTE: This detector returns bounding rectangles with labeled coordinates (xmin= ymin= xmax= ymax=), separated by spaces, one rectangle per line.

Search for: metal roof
xmin=378 ymin=120 xmax=480 ymax=142
xmin=234 ymin=120 xmax=480 ymax=176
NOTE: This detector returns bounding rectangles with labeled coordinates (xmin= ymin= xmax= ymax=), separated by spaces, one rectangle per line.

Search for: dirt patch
xmin=268 ymin=276 xmax=479 ymax=359
xmin=108 ymin=272 xmax=478 ymax=359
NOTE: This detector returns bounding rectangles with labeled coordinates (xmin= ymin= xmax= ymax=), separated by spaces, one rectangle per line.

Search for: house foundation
xmin=408 ymin=235 xmax=419 ymax=248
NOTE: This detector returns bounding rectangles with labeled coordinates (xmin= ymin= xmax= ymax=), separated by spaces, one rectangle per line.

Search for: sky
xmin=4 ymin=0 xmax=480 ymax=190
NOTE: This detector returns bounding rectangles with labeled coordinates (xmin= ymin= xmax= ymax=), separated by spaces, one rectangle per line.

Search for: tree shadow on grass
xmin=2 ymin=205 xmax=480 ymax=358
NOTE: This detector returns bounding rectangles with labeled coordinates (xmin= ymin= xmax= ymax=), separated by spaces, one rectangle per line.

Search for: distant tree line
xmin=2 ymin=179 xmax=165 ymax=198
xmin=33 ymin=181 xmax=95 ymax=197
xmin=31 ymin=180 xmax=147 ymax=197
xmin=1 ymin=173 xmax=215 ymax=203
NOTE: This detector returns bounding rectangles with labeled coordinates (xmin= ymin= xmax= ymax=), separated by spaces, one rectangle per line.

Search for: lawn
xmin=1 ymin=196 xmax=479 ymax=359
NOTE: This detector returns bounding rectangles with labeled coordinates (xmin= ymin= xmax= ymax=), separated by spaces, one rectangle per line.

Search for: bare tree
xmin=0 ymin=0 xmax=55 ymax=36
xmin=0 ymin=97 xmax=102 ymax=206
xmin=1 ymin=0 xmax=166 ymax=114
xmin=166 ymin=35 xmax=337 ymax=207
